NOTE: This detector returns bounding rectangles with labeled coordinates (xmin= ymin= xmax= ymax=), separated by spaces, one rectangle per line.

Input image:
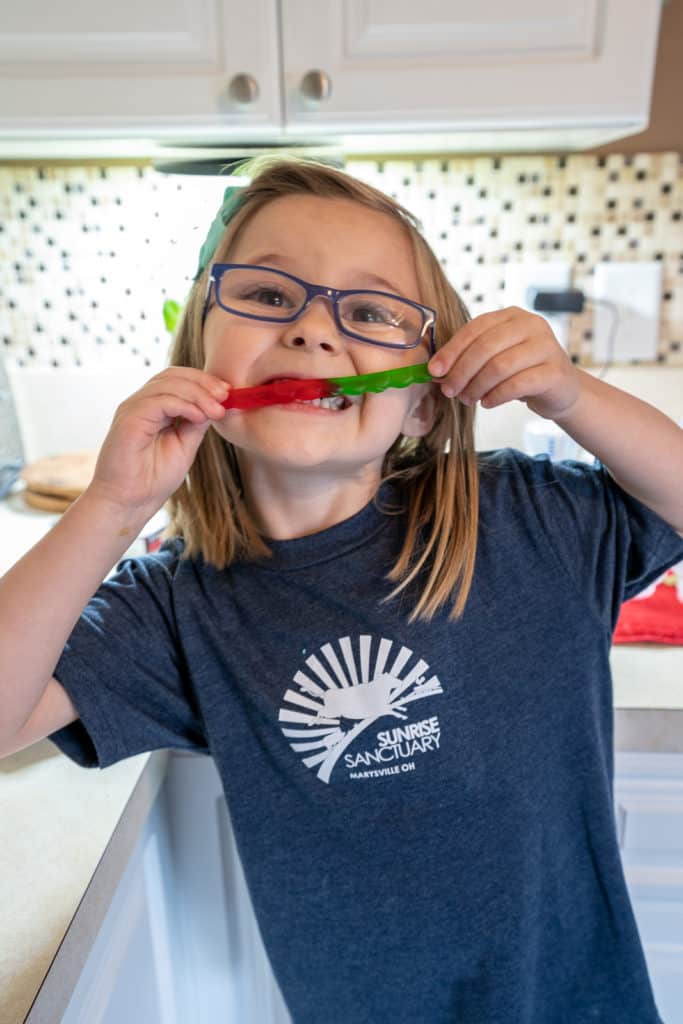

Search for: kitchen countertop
xmin=0 ymin=745 xmax=167 ymax=1024
xmin=0 ymin=489 xmax=682 ymax=1023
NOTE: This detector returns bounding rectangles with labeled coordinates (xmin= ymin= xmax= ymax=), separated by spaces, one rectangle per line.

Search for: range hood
xmin=0 ymin=120 xmax=654 ymax=164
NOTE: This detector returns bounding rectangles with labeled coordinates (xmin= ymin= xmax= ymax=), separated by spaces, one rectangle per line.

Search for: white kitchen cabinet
xmin=162 ymin=753 xmax=292 ymax=1024
xmin=0 ymin=0 xmax=282 ymax=141
xmin=59 ymin=753 xmax=291 ymax=1024
xmin=0 ymin=0 xmax=662 ymax=156
xmin=281 ymin=0 xmax=661 ymax=148
xmin=59 ymin=786 xmax=188 ymax=1023
xmin=615 ymin=752 xmax=683 ymax=1024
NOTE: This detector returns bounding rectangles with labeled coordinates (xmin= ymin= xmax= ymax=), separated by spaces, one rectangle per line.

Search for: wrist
xmin=550 ymin=367 xmax=593 ymax=428
xmin=74 ymin=485 xmax=156 ymax=540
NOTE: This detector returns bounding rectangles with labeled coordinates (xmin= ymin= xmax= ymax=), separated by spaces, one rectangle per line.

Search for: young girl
xmin=2 ymin=158 xmax=682 ymax=1024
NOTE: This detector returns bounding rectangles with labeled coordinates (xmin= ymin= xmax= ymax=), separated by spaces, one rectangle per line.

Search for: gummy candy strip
xmin=221 ymin=362 xmax=433 ymax=410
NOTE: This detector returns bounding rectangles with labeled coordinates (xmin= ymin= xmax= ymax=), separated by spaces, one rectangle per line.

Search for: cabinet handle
xmin=227 ymin=73 xmax=260 ymax=105
xmin=616 ymin=803 xmax=627 ymax=848
xmin=299 ymin=69 xmax=333 ymax=103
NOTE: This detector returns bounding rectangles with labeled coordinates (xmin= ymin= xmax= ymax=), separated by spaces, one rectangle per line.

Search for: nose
xmin=280 ymin=294 xmax=343 ymax=354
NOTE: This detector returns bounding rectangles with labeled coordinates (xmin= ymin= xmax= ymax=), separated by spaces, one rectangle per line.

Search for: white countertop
xmin=0 ymin=488 xmax=160 ymax=576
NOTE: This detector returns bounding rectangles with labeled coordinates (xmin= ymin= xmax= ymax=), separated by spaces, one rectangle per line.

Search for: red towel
xmin=613 ymin=562 xmax=683 ymax=645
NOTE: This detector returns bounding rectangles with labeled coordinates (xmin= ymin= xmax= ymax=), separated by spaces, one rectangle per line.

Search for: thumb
xmin=174 ymin=415 xmax=215 ymax=460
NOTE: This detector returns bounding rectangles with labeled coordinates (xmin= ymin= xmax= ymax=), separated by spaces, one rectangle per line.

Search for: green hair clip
xmin=193 ymin=184 xmax=246 ymax=281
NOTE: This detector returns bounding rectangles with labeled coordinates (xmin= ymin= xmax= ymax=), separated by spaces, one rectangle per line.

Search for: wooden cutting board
xmin=20 ymin=450 xmax=99 ymax=513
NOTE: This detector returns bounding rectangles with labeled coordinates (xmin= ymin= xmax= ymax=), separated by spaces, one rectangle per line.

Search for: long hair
xmin=166 ymin=156 xmax=479 ymax=621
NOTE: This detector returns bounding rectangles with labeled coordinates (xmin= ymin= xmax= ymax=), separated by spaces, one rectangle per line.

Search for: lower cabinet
xmin=60 ymin=782 xmax=189 ymax=1023
xmin=61 ymin=753 xmax=291 ymax=1024
xmin=615 ymin=752 xmax=683 ymax=1024
xmin=62 ymin=751 xmax=683 ymax=1024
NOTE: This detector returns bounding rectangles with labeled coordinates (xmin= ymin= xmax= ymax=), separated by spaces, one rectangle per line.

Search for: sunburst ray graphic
xmin=279 ymin=635 xmax=443 ymax=784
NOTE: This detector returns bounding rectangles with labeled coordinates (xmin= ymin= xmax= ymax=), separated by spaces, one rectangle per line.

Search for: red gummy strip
xmin=222 ymin=377 xmax=333 ymax=410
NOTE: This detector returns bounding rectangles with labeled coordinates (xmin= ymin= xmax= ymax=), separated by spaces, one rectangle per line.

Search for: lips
xmin=221 ymin=374 xmax=355 ymax=411
xmin=260 ymin=374 xmax=322 ymax=386
xmin=256 ymin=374 xmax=359 ymax=408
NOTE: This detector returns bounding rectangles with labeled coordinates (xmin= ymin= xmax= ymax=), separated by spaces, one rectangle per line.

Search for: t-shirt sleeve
xmin=495 ymin=448 xmax=683 ymax=634
xmin=49 ymin=540 xmax=208 ymax=769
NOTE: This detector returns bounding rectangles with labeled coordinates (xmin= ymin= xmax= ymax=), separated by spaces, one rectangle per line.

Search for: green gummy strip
xmin=330 ymin=362 xmax=433 ymax=396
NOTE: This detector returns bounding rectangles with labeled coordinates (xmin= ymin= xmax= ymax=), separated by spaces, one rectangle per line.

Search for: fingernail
xmin=429 ymin=359 xmax=444 ymax=377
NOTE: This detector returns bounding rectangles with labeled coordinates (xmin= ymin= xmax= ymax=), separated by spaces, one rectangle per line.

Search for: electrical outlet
xmin=591 ymin=261 xmax=662 ymax=362
xmin=503 ymin=261 xmax=572 ymax=348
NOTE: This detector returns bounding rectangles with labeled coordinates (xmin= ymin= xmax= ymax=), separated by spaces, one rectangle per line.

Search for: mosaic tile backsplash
xmin=1 ymin=151 xmax=681 ymax=372
xmin=0 ymin=151 xmax=681 ymax=458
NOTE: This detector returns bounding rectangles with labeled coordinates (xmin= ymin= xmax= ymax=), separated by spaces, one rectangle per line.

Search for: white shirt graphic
xmin=278 ymin=634 xmax=443 ymax=783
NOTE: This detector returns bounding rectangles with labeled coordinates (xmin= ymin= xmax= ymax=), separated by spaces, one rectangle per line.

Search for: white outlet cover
xmin=591 ymin=261 xmax=662 ymax=363
xmin=503 ymin=260 xmax=572 ymax=348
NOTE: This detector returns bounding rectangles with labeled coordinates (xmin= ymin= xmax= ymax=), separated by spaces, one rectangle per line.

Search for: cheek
xmin=210 ymin=411 xmax=256 ymax=454
xmin=201 ymin=322 xmax=256 ymax=380
xmin=361 ymin=392 xmax=413 ymax=437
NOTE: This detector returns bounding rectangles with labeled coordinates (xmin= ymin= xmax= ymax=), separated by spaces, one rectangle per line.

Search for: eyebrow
xmin=244 ymin=254 xmax=407 ymax=296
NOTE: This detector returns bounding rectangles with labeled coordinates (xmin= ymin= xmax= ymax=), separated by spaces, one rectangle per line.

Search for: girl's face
xmin=202 ymin=194 xmax=435 ymax=482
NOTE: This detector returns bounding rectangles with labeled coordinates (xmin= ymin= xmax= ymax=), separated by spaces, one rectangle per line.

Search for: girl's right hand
xmin=84 ymin=368 xmax=229 ymax=521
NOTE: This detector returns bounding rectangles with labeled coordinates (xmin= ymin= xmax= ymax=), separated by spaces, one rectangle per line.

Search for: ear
xmin=401 ymin=386 xmax=437 ymax=438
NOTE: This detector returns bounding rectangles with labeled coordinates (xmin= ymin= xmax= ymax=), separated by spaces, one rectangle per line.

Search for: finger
xmin=137 ymin=379 xmax=229 ymax=421
xmin=171 ymin=414 xmax=215 ymax=454
xmin=437 ymin=318 xmax=532 ymax=398
xmin=147 ymin=367 xmax=230 ymax=401
xmin=428 ymin=308 xmax=519 ymax=384
xmin=160 ymin=392 xmax=227 ymax=425
xmin=458 ymin=341 xmax=546 ymax=405
xmin=477 ymin=363 xmax=550 ymax=409
xmin=122 ymin=394 xmax=225 ymax=442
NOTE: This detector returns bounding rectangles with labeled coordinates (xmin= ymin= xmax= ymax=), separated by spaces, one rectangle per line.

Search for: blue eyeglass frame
xmin=203 ymin=262 xmax=437 ymax=355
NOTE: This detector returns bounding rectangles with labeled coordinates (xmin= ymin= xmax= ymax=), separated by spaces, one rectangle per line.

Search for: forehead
xmin=230 ymin=194 xmax=419 ymax=294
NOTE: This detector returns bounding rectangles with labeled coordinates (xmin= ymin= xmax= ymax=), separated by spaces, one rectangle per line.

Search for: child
xmin=1 ymin=157 xmax=682 ymax=1024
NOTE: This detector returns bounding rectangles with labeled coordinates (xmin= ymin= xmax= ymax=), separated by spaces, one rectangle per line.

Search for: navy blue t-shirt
xmin=50 ymin=449 xmax=683 ymax=1024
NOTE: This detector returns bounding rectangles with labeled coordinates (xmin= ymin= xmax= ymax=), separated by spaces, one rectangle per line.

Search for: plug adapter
xmin=526 ymin=288 xmax=585 ymax=314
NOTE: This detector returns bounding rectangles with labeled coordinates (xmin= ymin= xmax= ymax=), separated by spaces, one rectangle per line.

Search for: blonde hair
xmin=166 ymin=156 xmax=479 ymax=621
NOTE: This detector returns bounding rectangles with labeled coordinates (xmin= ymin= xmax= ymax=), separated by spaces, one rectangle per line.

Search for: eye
xmin=347 ymin=300 xmax=402 ymax=326
xmin=240 ymin=285 xmax=295 ymax=308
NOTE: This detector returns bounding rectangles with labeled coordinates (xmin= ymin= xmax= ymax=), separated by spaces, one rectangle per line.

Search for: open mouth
xmin=291 ymin=395 xmax=351 ymax=411
xmin=260 ymin=377 xmax=354 ymax=411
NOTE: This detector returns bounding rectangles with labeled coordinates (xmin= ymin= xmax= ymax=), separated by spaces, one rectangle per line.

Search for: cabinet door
xmin=281 ymin=0 xmax=661 ymax=143
xmin=163 ymin=753 xmax=292 ymax=1024
xmin=0 ymin=0 xmax=281 ymax=139
xmin=615 ymin=753 xmax=683 ymax=1024
xmin=60 ymin=793 xmax=186 ymax=1024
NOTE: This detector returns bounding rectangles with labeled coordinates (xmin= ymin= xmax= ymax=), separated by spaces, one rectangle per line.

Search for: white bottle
xmin=522 ymin=419 xmax=581 ymax=462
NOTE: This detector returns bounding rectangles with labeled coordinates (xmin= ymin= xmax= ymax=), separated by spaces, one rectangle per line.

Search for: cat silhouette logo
xmin=278 ymin=634 xmax=443 ymax=784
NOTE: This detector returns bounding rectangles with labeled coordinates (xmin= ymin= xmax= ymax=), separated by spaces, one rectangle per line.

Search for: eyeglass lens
xmin=216 ymin=266 xmax=425 ymax=347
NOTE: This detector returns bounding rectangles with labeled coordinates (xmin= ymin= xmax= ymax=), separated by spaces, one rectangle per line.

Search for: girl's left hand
xmin=427 ymin=306 xmax=583 ymax=421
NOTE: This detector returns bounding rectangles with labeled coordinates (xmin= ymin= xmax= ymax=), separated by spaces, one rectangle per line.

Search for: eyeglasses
xmin=203 ymin=263 xmax=436 ymax=354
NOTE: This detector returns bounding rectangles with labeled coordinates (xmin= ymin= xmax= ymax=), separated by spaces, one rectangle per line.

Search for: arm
xmin=428 ymin=307 xmax=683 ymax=537
xmin=0 ymin=493 xmax=149 ymax=754
xmin=0 ymin=367 xmax=229 ymax=757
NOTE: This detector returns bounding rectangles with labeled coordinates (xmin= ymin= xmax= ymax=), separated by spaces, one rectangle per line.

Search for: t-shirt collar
xmin=254 ymin=482 xmax=402 ymax=571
